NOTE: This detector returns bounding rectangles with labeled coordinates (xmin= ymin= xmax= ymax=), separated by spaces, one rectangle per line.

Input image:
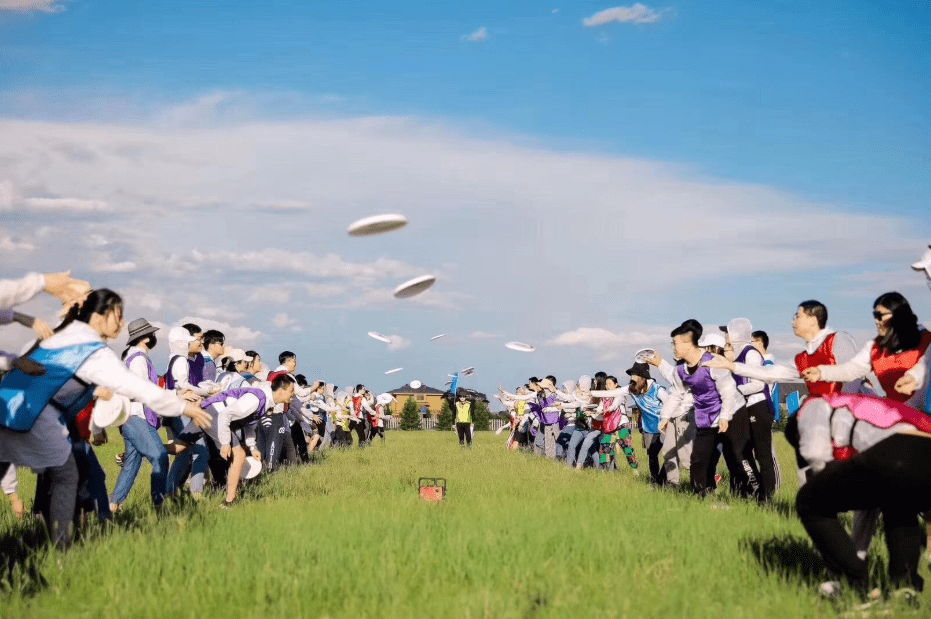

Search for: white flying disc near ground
xmin=367 ymin=331 xmax=392 ymax=343
xmin=241 ymin=457 xmax=262 ymax=479
xmin=393 ymin=275 xmax=436 ymax=299
xmin=385 ymin=367 xmax=403 ymax=374
xmin=92 ymin=394 xmax=131 ymax=428
xmin=430 ymin=334 xmax=446 ymax=341
xmin=409 ymin=380 xmax=422 ymax=389
xmin=634 ymin=348 xmax=656 ymax=363
xmin=505 ymin=341 xmax=535 ymax=353
xmin=347 ymin=214 xmax=408 ymax=237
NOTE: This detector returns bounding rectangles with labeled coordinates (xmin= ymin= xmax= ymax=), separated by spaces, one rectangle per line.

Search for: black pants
xmin=719 ymin=407 xmax=760 ymax=498
xmin=796 ymin=434 xmax=931 ymax=592
xmin=349 ymin=420 xmax=366 ymax=447
xmin=263 ymin=415 xmax=298 ymax=469
xmin=746 ymin=399 xmax=776 ymax=501
xmin=369 ymin=426 xmax=385 ymax=442
xmin=456 ymin=422 xmax=473 ymax=446
xmin=292 ymin=422 xmax=310 ymax=462
xmin=644 ymin=433 xmax=664 ymax=484
xmin=690 ymin=427 xmax=725 ymax=496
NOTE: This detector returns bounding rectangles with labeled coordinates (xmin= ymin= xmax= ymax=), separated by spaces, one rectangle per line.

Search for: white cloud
xmin=583 ymin=4 xmax=662 ymax=27
xmin=271 ymin=312 xmax=303 ymax=331
xmin=187 ymin=248 xmax=422 ymax=283
xmin=388 ymin=335 xmax=412 ymax=351
xmin=246 ymin=285 xmax=292 ymax=305
xmin=552 ymin=8 xmax=560 ymax=14
xmin=0 ymin=0 xmax=65 ymax=12
xmin=0 ymin=229 xmax=34 ymax=252
xmin=462 ymin=27 xmax=488 ymax=42
xmin=547 ymin=326 xmax=670 ymax=361
xmin=24 ymin=197 xmax=108 ymax=211
xmin=85 ymin=234 xmax=109 ymax=247
xmin=92 ymin=260 xmax=137 ymax=273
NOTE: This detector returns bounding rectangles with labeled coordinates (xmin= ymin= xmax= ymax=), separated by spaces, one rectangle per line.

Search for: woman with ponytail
xmin=0 ymin=290 xmax=212 ymax=547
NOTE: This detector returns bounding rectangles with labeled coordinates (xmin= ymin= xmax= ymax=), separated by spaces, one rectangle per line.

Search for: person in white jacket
xmin=0 ymin=290 xmax=211 ymax=546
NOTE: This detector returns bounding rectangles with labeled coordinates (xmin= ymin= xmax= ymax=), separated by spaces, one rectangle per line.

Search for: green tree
xmin=436 ymin=399 xmax=453 ymax=431
xmin=399 ymin=396 xmax=422 ymax=431
xmin=472 ymin=399 xmax=491 ymax=431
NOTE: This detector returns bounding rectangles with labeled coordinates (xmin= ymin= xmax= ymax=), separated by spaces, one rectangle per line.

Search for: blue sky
xmin=0 ymin=0 xmax=929 ymax=404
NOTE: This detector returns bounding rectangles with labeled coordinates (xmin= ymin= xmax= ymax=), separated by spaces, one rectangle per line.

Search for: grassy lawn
xmin=0 ymin=430 xmax=917 ymax=618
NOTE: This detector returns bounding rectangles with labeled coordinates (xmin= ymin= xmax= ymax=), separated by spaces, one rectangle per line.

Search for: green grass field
xmin=0 ymin=430 xmax=921 ymax=618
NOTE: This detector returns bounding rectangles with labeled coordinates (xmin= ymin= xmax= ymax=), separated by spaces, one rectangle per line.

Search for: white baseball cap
xmin=698 ymin=331 xmax=726 ymax=349
xmin=911 ymin=244 xmax=931 ymax=277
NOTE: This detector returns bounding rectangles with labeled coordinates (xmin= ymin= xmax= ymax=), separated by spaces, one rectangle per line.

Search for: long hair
xmin=874 ymin=292 xmax=922 ymax=353
xmin=57 ymin=289 xmax=123 ymax=333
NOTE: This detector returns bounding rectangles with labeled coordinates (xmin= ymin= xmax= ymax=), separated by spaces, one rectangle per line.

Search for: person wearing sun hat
xmin=109 ymin=319 xmax=170 ymax=511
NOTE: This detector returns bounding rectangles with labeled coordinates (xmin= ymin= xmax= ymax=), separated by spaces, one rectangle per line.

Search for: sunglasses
xmin=872 ymin=311 xmax=892 ymax=322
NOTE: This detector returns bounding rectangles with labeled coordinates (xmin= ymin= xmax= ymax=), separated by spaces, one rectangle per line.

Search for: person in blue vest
xmin=626 ymin=362 xmax=668 ymax=485
xmin=0 ymin=290 xmax=212 ymax=546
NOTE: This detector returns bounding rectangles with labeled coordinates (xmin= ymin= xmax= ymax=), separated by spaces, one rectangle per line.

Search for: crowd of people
xmin=0 ymin=276 xmax=394 ymax=547
xmin=1 ymin=242 xmax=930 ymax=608
xmin=493 ymin=245 xmax=931 ymax=607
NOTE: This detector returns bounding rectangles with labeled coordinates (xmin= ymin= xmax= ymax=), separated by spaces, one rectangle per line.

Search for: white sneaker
xmin=819 ymin=581 xmax=843 ymax=599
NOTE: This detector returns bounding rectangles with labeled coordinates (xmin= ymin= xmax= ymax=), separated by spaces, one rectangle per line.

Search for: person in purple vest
xmin=110 ymin=318 xmax=176 ymax=511
xmin=200 ymin=329 xmax=225 ymax=383
xmin=174 ymin=373 xmax=296 ymax=507
xmin=659 ymin=323 xmax=744 ymax=497
xmin=726 ymin=318 xmax=777 ymax=502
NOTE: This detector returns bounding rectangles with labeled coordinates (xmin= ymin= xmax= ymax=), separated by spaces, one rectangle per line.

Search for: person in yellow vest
xmin=446 ymin=388 xmax=476 ymax=446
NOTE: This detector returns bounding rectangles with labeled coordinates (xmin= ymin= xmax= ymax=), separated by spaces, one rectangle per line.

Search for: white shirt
xmin=819 ymin=339 xmax=929 ymax=411
xmin=657 ymin=359 xmax=693 ymax=419
xmin=209 ymin=383 xmax=275 ymax=449
xmin=0 ymin=322 xmax=186 ymax=470
xmin=0 ymin=272 xmax=45 ymax=311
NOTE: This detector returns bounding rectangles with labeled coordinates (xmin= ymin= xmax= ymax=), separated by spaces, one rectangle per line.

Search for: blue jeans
xmin=110 ymin=416 xmax=170 ymax=506
xmin=167 ymin=429 xmax=209 ymax=496
xmin=575 ymin=430 xmax=602 ymax=468
xmin=556 ymin=424 xmax=575 ymax=460
xmin=566 ymin=428 xmax=593 ymax=468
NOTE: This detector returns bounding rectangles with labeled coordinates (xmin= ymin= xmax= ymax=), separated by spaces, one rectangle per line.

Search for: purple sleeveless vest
xmin=201 ymin=387 xmax=269 ymax=429
xmin=125 ymin=352 xmax=161 ymax=429
xmin=188 ymin=354 xmax=205 ymax=386
xmin=677 ymin=352 xmax=722 ymax=428
xmin=535 ymin=393 xmax=560 ymax=426
xmin=735 ymin=345 xmax=775 ymax=413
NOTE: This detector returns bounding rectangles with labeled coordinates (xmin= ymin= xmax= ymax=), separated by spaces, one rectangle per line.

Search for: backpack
xmin=0 ymin=342 xmax=106 ymax=432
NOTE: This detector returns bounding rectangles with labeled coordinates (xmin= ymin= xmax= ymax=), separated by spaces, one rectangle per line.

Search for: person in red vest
xmin=791 ymin=292 xmax=930 ymax=604
xmin=703 ymin=300 xmax=858 ymax=482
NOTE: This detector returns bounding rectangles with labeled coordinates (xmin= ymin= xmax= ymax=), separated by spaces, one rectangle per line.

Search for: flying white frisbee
xmin=430 ymin=334 xmax=446 ymax=341
xmin=385 ymin=367 xmax=403 ymax=375
xmin=376 ymin=393 xmax=395 ymax=406
xmin=460 ymin=367 xmax=475 ymax=377
xmin=241 ymin=456 xmax=262 ymax=480
xmin=92 ymin=394 xmax=131 ymax=428
xmin=444 ymin=380 xmax=453 ymax=386
xmin=367 ymin=331 xmax=392 ymax=343
xmin=505 ymin=341 xmax=536 ymax=353
xmin=393 ymin=275 xmax=436 ymax=299
xmin=634 ymin=348 xmax=656 ymax=363
xmin=409 ymin=380 xmax=422 ymax=389
xmin=347 ymin=213 xmax=408 ymax=237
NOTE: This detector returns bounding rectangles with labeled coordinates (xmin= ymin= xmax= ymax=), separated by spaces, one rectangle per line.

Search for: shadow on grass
xmin=740 ymin=534 xmax=832 ymax=585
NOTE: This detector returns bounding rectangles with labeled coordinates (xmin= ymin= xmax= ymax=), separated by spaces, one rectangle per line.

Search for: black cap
xmin=625 ymin=362 xmax=651 ymax=380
